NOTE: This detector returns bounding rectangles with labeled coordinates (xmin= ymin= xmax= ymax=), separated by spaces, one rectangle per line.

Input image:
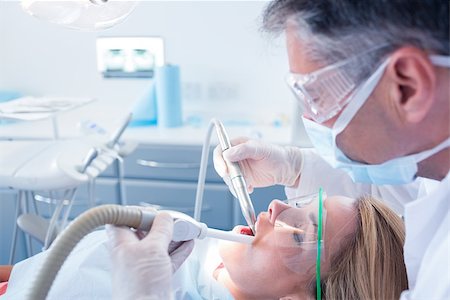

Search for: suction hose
xmin=25 ymin=204 xmax=153 ymax=300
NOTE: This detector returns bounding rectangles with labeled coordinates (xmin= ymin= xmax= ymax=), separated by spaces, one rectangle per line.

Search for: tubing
xmin=26 ymin=205 xmax=145 ymax=300
xmin=193 ymin=120 xmax=215 ymax=221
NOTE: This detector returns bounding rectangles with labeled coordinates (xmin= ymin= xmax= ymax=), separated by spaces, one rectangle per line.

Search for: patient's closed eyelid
xmin=293 ymin=232 xmax=304 ymax=244
xmin=309 ymin=212 xmax=317 ymax=224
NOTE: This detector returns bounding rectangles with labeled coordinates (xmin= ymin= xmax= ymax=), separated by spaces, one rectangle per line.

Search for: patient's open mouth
xmin=240 ymin=227 xmax=254 ymax=236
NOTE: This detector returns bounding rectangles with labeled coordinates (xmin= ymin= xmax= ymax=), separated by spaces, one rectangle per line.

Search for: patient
xmin=2 ymin=195 xmax=407 ymax=300
xmin=216 ymin=194 xmax=408 ymax=300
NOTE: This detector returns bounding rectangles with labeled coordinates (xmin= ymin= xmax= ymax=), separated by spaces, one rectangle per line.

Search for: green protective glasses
xmin=316 ymin=187 xmax=324 ymax=300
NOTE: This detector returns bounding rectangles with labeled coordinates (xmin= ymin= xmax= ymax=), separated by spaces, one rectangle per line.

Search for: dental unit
xmin=1 ymin=112 xmax=136 ymax=265
xmin=24 ymin=118 xmax=257 ymax=300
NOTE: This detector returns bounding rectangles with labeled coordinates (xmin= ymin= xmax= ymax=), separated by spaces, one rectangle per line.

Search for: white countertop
xmin=0 ymin=100 xmax=312 ymax=147
xmin=124 ymin=124 xmax=297 ymax=146
xmin=0 ymin=121 xmax=309 ymax=146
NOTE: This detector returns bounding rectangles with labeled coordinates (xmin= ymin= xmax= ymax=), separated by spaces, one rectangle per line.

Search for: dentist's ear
xmin=386 ymin=47 xmax=437 ymax=124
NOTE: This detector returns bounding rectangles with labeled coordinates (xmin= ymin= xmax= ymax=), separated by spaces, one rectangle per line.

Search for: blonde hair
xmin=317 ymin=195 xmax=408 ymax=299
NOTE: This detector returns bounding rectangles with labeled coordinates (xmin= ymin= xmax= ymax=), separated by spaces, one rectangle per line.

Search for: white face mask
xmin=303 ymin=55 xmax=450 ymax=185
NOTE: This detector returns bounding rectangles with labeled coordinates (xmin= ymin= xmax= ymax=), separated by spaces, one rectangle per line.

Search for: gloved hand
xmin=106 ymin=212 xmax=194 ymax=300
xmin=213 ymin=137 xmax=304 ymax=193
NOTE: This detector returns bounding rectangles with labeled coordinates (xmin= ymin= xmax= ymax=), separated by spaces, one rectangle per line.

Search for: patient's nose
xmin=268 ymin=200 xmax=291 ymax=224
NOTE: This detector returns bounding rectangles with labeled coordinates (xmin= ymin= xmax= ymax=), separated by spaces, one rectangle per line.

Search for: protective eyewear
xmin=274 ymin=189 xmax=326 ymax=281
xmin=286 ymin=49 xmax=384 ymax=124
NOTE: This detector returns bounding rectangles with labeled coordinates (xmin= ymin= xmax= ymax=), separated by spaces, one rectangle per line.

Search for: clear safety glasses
xmin=274 ymin=188 xmax=325 ymax=287
xmin=286 ymin=49 xmax=384 ymax=124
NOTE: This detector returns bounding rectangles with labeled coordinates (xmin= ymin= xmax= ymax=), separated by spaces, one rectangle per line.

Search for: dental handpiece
xmin=78 ymin=148 xmax=98 ymax=173
xmin=213 ymin=119 xmax=257 ymax=234
xmin=167 ymin=210 xmax=255 ymax=244
xmin=109 ymin=207 xmax=254 ymax=244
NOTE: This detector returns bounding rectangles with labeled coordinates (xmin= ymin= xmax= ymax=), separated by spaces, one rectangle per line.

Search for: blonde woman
xmin=215 ymin=194 xmax=408 ymax=300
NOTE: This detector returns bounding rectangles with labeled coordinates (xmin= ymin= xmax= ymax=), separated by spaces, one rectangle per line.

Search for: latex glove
xmin=106 ymin=212 xmax=194 ymax=300
xmin=213 ymin=137 xmax=303 ymax=193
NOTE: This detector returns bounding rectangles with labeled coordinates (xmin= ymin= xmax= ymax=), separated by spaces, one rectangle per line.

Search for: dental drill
xmin=25 ymin=205 xmax=254 ymax=300
xmin=213 ymin=120 xmax=257 ymax=234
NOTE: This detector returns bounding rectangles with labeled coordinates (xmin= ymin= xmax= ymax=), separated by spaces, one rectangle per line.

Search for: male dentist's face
xmin=285 ymin=24 xmax=400 ymax=165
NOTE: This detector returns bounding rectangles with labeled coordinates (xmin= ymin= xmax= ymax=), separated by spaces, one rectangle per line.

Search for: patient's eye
xmin=292 ymin=223 xmax=318 ymax=245
xmin=291 ymin=224 xmax=306 ymax=245
xmin=293 ymin=232 xmax=304 ymax=244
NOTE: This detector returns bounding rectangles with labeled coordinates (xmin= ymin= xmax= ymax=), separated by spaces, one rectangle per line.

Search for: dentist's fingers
xmin=213 ymin=137 xmax=251 ymax=176
xmin=213 ymin=144 xmax=228 ymax=177
xmin=224 ymin=138 xmax=265 ymax=162
xmin=247 ymin=184 xmax=254 ymax=194
xmin=221 ymin=137 xmax=252 ymax=162
xmin=142 ymin=212 xmax=174 ymax=251
xmin=106 ymin=225 xmax=139 ymax=248
xmin=213 ymin=136 xmax=257 ymax=195
xmin=168 ymin=240 xmax=195 ymax=272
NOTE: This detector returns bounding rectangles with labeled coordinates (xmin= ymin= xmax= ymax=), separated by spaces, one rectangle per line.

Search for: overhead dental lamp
xmin=21 ymin=0 xmax=138 ymax=31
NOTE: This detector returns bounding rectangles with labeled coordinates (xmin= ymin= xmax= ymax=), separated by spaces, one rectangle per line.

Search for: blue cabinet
xmin=123 ymin=144 xmax=221 ymax=182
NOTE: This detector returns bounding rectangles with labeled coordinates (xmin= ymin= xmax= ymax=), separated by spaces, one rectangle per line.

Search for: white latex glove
xmin=106 ymin=212 xmax=194 ymax=300
xmin=213 ymin=137 xmax=303 ymax=193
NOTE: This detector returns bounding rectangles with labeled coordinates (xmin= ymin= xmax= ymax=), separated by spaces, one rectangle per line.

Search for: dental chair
xmin=0 ymin=114 xmax=137 ymax=264
xmin=0 ymin=139 xmax=107 ymax=263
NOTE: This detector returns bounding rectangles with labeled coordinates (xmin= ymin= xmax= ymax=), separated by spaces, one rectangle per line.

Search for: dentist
xmin=110 ymin=1 xmax=449 ymax=299
xmin=214 ymin=0 xmax=449 ymax=299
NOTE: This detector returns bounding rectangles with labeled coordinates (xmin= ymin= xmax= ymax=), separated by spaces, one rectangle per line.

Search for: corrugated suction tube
xmin=25 ymin=204 xmax=255 ymax=299
xmin=25 ymin=204 xmax=152 ymax=300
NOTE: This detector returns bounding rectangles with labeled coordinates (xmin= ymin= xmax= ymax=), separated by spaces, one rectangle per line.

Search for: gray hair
xmin=262 ymin=0 xmax=449 ymax=82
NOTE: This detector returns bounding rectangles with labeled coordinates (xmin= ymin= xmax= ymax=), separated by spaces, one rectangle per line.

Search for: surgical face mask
xmin=302 ymin=55 xmax=450 ymax=185
xmin=21 ymin=0 xmax=138 ymax=31
xmin=274 ymin=190 xmax=326 ymax=275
